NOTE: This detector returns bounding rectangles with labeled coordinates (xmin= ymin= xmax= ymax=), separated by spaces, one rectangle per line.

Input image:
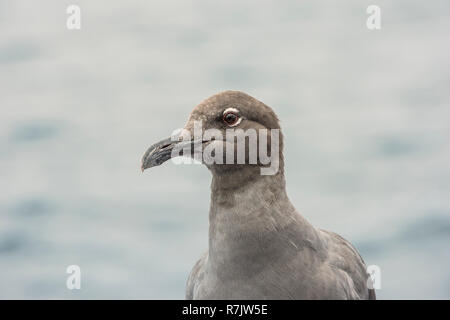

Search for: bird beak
xmin=141 ymin=137 xmax=177 ymax=171
xmin=141 ymin=136 xmax=203 ymax=172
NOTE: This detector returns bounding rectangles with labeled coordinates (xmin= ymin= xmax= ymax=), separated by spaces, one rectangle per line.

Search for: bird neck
xmin=208 ymin=168 xmax=319 ymax=274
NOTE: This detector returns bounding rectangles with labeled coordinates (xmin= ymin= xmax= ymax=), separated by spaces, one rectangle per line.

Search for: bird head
xmin=141 ymin=91 xmax=283 ymax=177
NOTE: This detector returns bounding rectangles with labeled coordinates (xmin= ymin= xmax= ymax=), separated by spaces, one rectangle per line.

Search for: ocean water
xmin=0 ymin=0 xmax=449 ymax=299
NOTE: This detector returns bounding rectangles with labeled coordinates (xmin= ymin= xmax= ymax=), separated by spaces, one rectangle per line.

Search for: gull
xmin=141 ymin=91 xmax=376 ymax=300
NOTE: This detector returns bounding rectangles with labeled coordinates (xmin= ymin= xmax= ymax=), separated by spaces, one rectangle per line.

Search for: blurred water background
xmin=0 ymin=0 xmax=449 ymax=299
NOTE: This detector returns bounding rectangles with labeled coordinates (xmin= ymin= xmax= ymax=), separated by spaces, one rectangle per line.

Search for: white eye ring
xmin=223 ymin=107 xmax=239 ymax=114
xmin=222 ymin=108 xmax=242 ymax=127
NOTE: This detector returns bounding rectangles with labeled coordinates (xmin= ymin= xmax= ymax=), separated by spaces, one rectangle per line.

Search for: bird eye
xmin=222 ymin=112 xmax=239 ymax=126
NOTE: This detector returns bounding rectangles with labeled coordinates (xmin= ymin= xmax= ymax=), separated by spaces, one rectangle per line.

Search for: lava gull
xmin=141 ymin=91 xmax=375 ymax=300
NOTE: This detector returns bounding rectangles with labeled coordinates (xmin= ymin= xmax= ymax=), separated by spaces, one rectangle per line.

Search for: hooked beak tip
xmin=141 ymin=160 xmax=148 ymax=172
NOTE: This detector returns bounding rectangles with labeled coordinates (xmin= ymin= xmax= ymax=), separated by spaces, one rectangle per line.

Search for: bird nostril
xmin=160 ymin=143 xmax=171 ymax=149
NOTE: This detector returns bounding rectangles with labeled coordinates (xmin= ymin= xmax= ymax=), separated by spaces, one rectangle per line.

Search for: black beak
xmin=141 ymin=136 xmax=204 ymax=172
xmin=141 ymin=137 xmax=177 ymax=171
